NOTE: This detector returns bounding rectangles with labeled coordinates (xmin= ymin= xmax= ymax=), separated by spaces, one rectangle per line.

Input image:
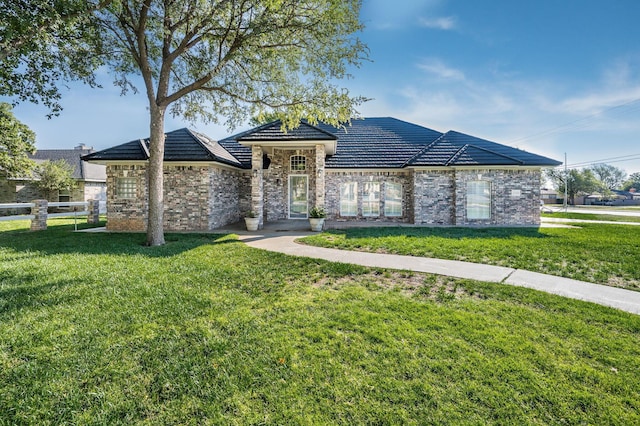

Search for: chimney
xmin=75 ymin=144 xmax=94 ymax=152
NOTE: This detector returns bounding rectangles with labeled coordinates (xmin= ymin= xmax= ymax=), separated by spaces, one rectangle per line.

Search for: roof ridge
xmin=188 ymin=128 xmax=242 ymax=165
xmin=185 ymin=128 xmax=216 ymax=161
xmin=446 ymin=144 xmax=469 ymax=166
xmin=465 ymin=143 xmax=525 ymax=165
xmin=403 ymin=134 xmax=444 ymax=167
xmin=138 ymin=139 xmax=150 ymax=159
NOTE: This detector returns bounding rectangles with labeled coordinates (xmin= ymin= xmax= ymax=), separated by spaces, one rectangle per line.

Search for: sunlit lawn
xmin=1 ymin=219 xmax=639 ymax=424
xmin=301 ymin=223 xmax=640 ymax=290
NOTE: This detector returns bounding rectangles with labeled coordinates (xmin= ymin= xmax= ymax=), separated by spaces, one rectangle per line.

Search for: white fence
xmin=0 ymin=201 xmax=106 ymax=222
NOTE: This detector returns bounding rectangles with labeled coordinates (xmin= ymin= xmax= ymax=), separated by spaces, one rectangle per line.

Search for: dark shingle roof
xmin=83 ymin=128 xmax=242 ymax=167
xmin=30 ymin=149 xmax=106 ymax=181
xmin=407 ymin=130 xmax=561 ymax=167
xmin=236 ymin=120 xmax=337 ymax=141
xmin=86 ymin=118 xmax=561 ymax=169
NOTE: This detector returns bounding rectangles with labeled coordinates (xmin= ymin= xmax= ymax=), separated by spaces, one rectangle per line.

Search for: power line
xmin=508 ymin=97 xmax=640 ymax=144
xmin=567 ymin=152 xmax=640 ymax=168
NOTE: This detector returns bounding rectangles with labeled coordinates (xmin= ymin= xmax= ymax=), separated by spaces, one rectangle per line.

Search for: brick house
xmin=83 ymin=117 xmax=561 ymax=231
xmin=0 ymin=145 xmax=106 ymax=204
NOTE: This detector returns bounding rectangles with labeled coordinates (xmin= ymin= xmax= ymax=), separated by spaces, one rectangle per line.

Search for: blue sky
xmin=6 ymin=0 xmax=640 ymax=174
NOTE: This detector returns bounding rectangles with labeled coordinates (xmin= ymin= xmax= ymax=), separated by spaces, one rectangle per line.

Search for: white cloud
xmin=417 ymin=58 xmax=465 ymax=81
xmin=419 ymin=16 xmax=457 ymax=30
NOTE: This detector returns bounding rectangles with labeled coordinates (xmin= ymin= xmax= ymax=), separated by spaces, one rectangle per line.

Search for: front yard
xmin=301 ymin=223 xmax=640 ymax=290
xmin=1 ymin=220 xmax=639 ymax=424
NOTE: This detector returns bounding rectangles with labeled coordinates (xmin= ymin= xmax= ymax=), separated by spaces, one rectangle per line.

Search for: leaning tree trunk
xmin=146 ymin=105 xmax=166 ymax=246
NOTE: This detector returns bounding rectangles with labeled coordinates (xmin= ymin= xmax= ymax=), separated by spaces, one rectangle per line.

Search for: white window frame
xmin=290 ymin=155 xmax=306 ymax=172
xmin=362 ymin=182 xmax=380 ymax=217
xmin=340 ymin=182 xmax=358 ymax=216
xmin=467 ymin=180 xmax=491 ymax=220
xmin=384 ymin=182 xmax=402 ymax=217
xmin=116 ymin=177 xmax=137 ymax=200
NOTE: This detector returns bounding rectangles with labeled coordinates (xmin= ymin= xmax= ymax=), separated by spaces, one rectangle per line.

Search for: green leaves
xmin=0 ymin=102 xmax=36 ymax=178
xmin=99 ymin=0 xmax=368 ymax=127
xmin=0 ymin=0 xmax=104 ymax=115
xmin=32 ymin=159 xmax=76 ymax=200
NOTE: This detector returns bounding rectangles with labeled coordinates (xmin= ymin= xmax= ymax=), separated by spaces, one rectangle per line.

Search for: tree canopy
xmin=622 ymin=172 xmax=640 ymax=192
xmin=545 ymin=168 xmax=600 ymax=204
xmin=32 ymin=159 xmax=76 ymax=201
xmin=96 ymin=0 xmax=368 ymax=245
xmin=0 ymin=102 xmax=36 ymax=177
xmin=588 ymin=163 xmax=627 ymax=191
xmin=0 ymin=0 xmax=106 ymax=115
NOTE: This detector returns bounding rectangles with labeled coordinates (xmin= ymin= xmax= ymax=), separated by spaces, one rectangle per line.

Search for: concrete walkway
xmin=238 ymin=231 xmax=640 ymax=315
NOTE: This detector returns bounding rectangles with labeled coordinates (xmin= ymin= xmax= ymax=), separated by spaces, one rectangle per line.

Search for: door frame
xmin=288 ymin=174 xmax=309 ymax=219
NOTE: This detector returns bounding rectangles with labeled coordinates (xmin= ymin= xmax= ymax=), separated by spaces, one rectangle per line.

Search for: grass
xmin=542 ymin=211 xmax=640 ymax=223
xmin=300 ymin=224 xmax=640 ymax=290
xmin=1 ymin=219 xmax=640 ymax=424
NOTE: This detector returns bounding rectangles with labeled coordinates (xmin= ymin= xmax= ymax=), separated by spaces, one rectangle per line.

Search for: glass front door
xmin=289 ymin=175 xmax=308 ymax=218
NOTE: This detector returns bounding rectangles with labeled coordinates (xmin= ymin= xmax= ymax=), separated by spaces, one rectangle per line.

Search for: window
xmin=340 ymin=182 xmax=357 ymax=216
xmin=467 ymin=180 xmax=491 ymax=219
xmin=58 ymin=189 xmax=70 ymax=203
xmin=290 ymin=155 xmax=306 ymax=171
xmin=384 ymin=182 xmax=402 ymax=217
xmin=362 ymin=182 xmax=380 ymax=216
xmin=116 ymin=177 xmax=137 ymax=199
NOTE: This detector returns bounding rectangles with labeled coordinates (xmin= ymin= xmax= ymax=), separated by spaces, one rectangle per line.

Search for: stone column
xmin=251 ymin=145 xmax=264 ymax=229
xmin=87 ymin=199 xmax=100 ymax=224
xmin=30 ymin=200 xmax=48 ymax=231
xmin=315 ymin=144 xmax=326 ymax=210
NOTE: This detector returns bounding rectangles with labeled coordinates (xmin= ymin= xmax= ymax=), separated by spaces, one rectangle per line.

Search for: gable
xmin=83 ymin=128 xmax=243 ymax=168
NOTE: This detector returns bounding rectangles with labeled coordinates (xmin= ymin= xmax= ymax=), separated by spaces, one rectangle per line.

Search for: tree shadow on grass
xmin=0 ymin=222 xmax=241 ymax=258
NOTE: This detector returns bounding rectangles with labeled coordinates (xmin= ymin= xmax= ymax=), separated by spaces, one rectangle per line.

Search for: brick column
xmin=87 ymin=199 xmax=100 ymax=224
xmin=315 ymin=144 xmax=325 ymax=209
xmin=251 ymin=145 xmax=264 ymax=229
xmin=30 ymin=200 xmax=48 ymax=231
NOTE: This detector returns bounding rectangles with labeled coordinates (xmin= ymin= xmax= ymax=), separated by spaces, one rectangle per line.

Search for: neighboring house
xmin=83 ymin=117 xmax=561 ymax=231
xmin=540 ymin=188 xmax=559 ymax=204
xmin=0 ymin=145 xmax=107 ymax=204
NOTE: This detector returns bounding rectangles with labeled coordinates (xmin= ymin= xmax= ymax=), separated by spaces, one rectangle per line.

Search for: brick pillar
xmin=87 ymin=199 xmax=100 ymax=224
xmin=251 ymin=145 xmax=264 ymax=229
xmin=315 ymin=144 xmax=325 ymax=209
xmin=30 ymin=200 xmax=48 ymax=231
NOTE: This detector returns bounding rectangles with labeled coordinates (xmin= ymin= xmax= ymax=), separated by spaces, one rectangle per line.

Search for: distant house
xmin=0 ymin=145 xmax=107 ymax=204
xmin=83 ymin=117 xmax=561 ymax=231
xmin=540 ymin=188 xmax=559 ymax=204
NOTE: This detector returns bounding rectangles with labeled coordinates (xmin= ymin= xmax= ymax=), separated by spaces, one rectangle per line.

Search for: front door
xmin=289 ymin=175 xmax=308 ymax=218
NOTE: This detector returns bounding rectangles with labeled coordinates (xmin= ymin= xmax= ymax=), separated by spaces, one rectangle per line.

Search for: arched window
xmin=290 ymin=155 xmax=306 ymax=171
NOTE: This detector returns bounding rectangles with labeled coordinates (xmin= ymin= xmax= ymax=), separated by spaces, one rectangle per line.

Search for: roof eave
xmin=238 ymin=139 xmax=337 ymax=156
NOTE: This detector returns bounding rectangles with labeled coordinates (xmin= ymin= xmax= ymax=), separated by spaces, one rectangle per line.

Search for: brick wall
xmin=325 ymin=171 xmax=413 ymax=223
xmin=106 ymin=164 xmax=247 ymax=232
xmin=263 ymin=148 xmax=318 ymax=220
xmin=106 ymin=165 xmax=148 ymax=231
xmin=413 ymin=170 xmax=455 ymax=225
xmin=453 ymin=168 xmax=542 ymax=226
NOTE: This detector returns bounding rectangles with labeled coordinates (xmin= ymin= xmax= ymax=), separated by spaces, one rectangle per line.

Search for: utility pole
xmin=564 ymin=152 xmax=568 ymax=212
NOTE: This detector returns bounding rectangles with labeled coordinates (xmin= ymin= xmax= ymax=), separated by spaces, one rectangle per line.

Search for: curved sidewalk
xmin=238 ymin=231 xmax=640 ymax=315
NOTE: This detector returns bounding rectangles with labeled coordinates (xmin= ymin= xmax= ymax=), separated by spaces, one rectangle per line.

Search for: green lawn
xmin=301 ymin=224 xmax=640 ymax=290
xmin=1 ymin=220 xmax=640 ymax=424
xmin=542 ymin=211 xmax=640 ymax=223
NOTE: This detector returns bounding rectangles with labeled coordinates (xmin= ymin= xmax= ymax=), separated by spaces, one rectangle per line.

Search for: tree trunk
xmin=146 ymin=105 xmax=166 ymax=246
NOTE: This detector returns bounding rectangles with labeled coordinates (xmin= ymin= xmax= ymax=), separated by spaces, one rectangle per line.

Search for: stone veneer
xmin=263 ymin=148 xmax=318 ymax=220
xmin=453 ymin=168 xmax=542 ymax=226
xmin=325 ymin=171 xmax=413 ymax=223
xmin=105 ymin=162 xmax=543 ymax=231
xmin=106 ymin=164 xmax=248 ymax=232
xmin=413 ymin=170 xmax=456 ymax=225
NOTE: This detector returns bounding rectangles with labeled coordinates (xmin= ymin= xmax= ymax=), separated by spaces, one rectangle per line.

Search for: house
xmin=540 ymin=188 xmax=559 ymax=204
xmin=83 ymin=117 xmax=562 ymax=231
xmin=0 ymin=145 xmax=107 ymax=204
